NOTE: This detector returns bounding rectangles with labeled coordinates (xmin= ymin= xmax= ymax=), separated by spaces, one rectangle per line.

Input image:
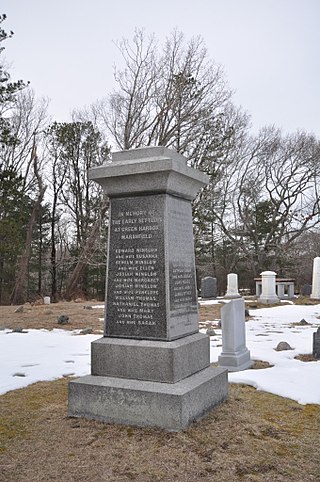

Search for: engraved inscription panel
xmin=168 ymin=196 xmax=198 ymax=338
xmin=106 ymin=195 xmax=166 ymax=339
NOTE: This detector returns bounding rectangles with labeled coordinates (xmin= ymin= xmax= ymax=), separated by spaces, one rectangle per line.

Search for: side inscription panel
xmin=168 ymin=196 xmax=198 ymax=339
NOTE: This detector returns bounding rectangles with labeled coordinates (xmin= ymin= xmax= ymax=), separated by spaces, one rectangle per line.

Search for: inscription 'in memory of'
xmin=108 ymin=205 xmax=163 ymax=328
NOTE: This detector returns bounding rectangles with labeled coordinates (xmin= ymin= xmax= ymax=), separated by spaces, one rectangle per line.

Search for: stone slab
xmin=313 ymin=327 xmax=320 ymax=359
xmin=201 ymin=277 xmax=217 ymax=299
xmin=91 ymin=333 xmax=210 ymax=383
xmin=68 ymin=366 xmax=228 ymax=432
xmin=302 ymin=284 xmax=312 ymax=296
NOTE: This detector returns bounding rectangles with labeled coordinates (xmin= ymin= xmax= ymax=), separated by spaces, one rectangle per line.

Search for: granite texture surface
xmin=68 ymin=367 xmax=228 ymax=432
xmin=105 ymin=193 xmax=198 ymax=340
xmin=91 ymin=333 xmax=210 ymax=383
xmin=89 ymin=146 xmax=209 ymax=200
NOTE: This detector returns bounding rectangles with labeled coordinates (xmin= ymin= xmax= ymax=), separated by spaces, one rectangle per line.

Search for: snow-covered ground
xmin=201 ymin=300 xmax=320 ymax=405
xmin=0 ymin=302 xmax=320 ymax=405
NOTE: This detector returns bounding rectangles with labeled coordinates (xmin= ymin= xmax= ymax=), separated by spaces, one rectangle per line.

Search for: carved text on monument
xmin=107 ymin=198 xmax=165 ymax=333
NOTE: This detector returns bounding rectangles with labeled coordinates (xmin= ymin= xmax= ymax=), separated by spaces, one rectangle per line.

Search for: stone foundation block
xmin=68 ymin=366 xmax=228 ymax=432
xmin=91 ymin=333 xmax=210 ymax=383
xmin=218 ymin=348 xmax=253 ymax=372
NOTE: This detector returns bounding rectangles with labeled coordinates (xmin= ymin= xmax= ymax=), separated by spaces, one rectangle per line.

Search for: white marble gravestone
xmin=218 ymin=298 xmax=252 ymax=371
xmin=258 ymin=271 xmax=279 ymax=304
xmin=311 ymin=257 xmax=320 ymax=300
xmin=224 ymin=273 xmax=241 ymax=299
xmin=68 ymin=146 xmax=228 ymax=431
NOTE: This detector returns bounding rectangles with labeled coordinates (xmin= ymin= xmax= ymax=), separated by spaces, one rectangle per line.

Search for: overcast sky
xmin=1 ymin=0 xmax=319 ymax=135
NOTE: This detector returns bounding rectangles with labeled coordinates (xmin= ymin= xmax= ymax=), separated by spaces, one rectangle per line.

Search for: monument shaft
xmin=106 ymin=194 xmax=198 ymax=340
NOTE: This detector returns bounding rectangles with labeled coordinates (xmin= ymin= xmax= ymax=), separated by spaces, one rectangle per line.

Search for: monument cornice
xmin=89 ymin=146 xmax=209 ymax=200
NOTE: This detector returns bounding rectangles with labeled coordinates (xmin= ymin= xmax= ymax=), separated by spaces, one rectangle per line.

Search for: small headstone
xmin=43 ymin=296 xmax=51 ymax=305
xmin=218 ymin=298 xmax=253 ymax=371
xmin=311 ymin=257 xmax=320 ymax=299
xmin=275 ymin=341 xmax=293 ymax=351
xmin=224 ymin=273 xmax=241 ymax=299
xmin=313 ymin=327 xmax=320 ymax=359
xmin=57 ymin=315 xmax=69 ymax=325
xmin=259 ymin=271 xmax=279 ymax=305
xmin=201 ymin=276 xmax=217 ymax=299
xmin=14 ymin=306 xmax=24 ymax=313
xmin=302 ymin=284 xmax=312 ymax=296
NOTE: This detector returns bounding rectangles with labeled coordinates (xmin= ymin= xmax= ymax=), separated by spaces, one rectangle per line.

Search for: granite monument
xmin=68 ymin=146 xmax=228 ymax=431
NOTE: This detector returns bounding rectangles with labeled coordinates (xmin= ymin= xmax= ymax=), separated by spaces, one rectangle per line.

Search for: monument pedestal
xmin=218 ymin=348 xmax=252 ymax=372
xmin=68 ymin=147 xmax=228 ymax=431
xmin=90 ymin=333 xmax=210 ymax=383
xmin=69 ymin=365 xmax=227 ymax=432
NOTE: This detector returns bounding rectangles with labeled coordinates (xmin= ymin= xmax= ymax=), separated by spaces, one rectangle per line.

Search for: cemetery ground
xmin=0 ymin=300 xmax=320 ymax=481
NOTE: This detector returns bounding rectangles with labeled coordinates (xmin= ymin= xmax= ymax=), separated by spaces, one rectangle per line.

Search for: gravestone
xmin=302 ymin=284 xmax=312 ymax=296
xmin=311 ymin=257 xmax=320 ymax=299
xmin=224 ymin=273 xmax=241 ymax=299
xmin=68 ymin=146 xmax=228 ymax=431
xmin=258 ymin=271 xmax=279 ymax=304
xmin=201 ymin=276 xmax=217 ymax=299
xmin=218 ymin=298 xmax=253 ymax=371
xmin=313 ymin=327 xmax=320 ymax=359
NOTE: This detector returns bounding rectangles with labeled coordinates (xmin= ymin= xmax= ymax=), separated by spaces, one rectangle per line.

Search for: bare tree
xmin=64 ymin=198 xmax=109 ymax=300
xmin=0 ymin=89 xmax=49 ymax=304
xmin=11 ymin=134 xmax=47 ymax=304
xmin=206 ymin=127 xmax=320 ymax=276
xmin=1 ymin=89 xmax=49 ymax=190
xmin=94 ymin=29 xmax=234 ymax=162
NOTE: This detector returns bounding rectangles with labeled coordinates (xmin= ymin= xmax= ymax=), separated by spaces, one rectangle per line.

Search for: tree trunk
xmin=11 ymin=187 xmax=46 ymax=304
xmin=64 ymin=200 xmax=108 ymax=300
xmin=11 ymin=135 xmax=47 ymax=305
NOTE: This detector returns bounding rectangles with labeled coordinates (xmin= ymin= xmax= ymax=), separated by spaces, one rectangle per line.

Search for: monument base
xmin=218 ymin=348 xmax=253 ymax=372
xmin=68 ymin=367 xmax=228 ymax=432
xmin=258 ymin=295 xmax=279 ymax=304
xmin=91 ymin=333 xmax=210 ymax=383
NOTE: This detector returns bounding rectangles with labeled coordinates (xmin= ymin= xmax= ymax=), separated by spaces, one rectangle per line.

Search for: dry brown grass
xmin=0 ymin=301 xmax=105 ymax=333
xmin=0 ymin=301 xmax=224 ymax=332
xmin=0 ymin=379 xmax=319 ymax=482
xmin=198 ymin=303 xmax=222 ymax=323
